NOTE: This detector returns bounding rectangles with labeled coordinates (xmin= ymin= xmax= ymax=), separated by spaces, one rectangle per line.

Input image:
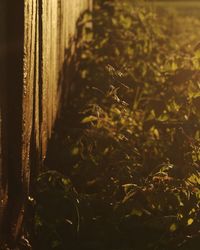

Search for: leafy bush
xmin=34 ymin=171 xmax=79 ymax=249
xmin=37 ymin=1 xmax=200 ymax=249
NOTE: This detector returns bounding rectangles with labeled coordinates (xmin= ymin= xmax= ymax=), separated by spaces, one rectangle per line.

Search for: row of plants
xmin=34 ymin=1 xmax=200 ymax=249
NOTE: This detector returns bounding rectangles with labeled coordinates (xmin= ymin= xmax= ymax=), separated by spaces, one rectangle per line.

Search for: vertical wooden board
xmin=0 ymin=110 xmax=2 ymax=195
xmin=31 ymin=0 xmax=40 ymax=172
xmin=0 ymin=0 xmax=8 ymax=211
xmin=0 ymin=0 xmax=93 ymax=243
xmin=34 ymin=0 xmax=40 ymax=155
xmin=40 ymin=0 xmax=49 ymax=158
xmin=51 ymin=0 xmax=58 ymax=127
xmin=48 ymin=0 xmax=53 ymax=136
xmin=80 ymin=0 xmax=84 ymax=12
xmin=0 ymin=0 xmax=6 ymax=202
xmin=50 ymin=0 xmax=55 ymax=133
xmin=6 ymin=0 xmax=25 ymax=242
xmin=72 ymin=1 xmax=76 ymax=38
xmin=75 ymin=0 xmax=78 ymax=25
xmin=0 ymin=108 xmax=3 ymax=230
xmin=37 ymin=0 xmax=93 ymax=160
xmin=55 ymin=0 xmax=61 ymax=110
xmin=57 ymin=0 xmax=68 ymax=107
xmin=69 ymin=1 xmax=74 ymax=39
xmin=56 ymin=0 xmax=61 ymax=77
xmin=23 ymin=0 xmax=37 ymax=185
xmin=66 ymin=1 xmax=70 ymax=49
xmin=46 ymin=0 xmax=51 ymax=138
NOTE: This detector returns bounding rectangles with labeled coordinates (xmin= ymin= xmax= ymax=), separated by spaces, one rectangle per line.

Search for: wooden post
xmin=5 ymin=0 xmax=27 ymax=245
xmin=0 ymin=0 xmax=93 ymax=246
xmin=0 ymin=0 xmax=8 ymax=242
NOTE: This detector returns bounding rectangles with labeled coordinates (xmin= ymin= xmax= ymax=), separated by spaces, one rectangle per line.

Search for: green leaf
xmin=169 ymin=223 xmax=177 ymax=232
xmin=187 ymin=218 xmax=194 ymax=226
xmin=122 ymin=184 xmax=137 ymax=194
xmin=71 ymin=147 xmax=79 ymax=156
xmin=131 ymin=208 xmax=143 ymax=217
xmin=81 ymin=116 xmax=97 ymax=123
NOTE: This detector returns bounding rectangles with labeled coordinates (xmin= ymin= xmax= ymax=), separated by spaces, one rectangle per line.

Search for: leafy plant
xmin=34 ymin=171 xmax=79 ymax=250
xmin=36 ymin=0 xmax=200 ymax=249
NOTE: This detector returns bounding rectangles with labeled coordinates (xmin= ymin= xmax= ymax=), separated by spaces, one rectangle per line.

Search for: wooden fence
xmin=0 ymin=0 xmax=92 ymax=246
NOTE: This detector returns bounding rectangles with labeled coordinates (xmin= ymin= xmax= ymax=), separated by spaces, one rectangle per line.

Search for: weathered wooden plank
xmin=39 ymin=0 xmax=92 ymax=158
xmin=0 ymin=1 xmax=7 ymax=238
xmin=0 ymin=0 xmax=92 ymax=246
xmin=5 ymin=0 xmax=25 ymax=244
xmin=23 ymin=0 xmax=37 ymax=192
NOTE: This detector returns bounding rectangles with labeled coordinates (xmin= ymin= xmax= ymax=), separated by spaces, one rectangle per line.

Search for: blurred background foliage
xmin=33 ymin=1 xmax=200 ymax=249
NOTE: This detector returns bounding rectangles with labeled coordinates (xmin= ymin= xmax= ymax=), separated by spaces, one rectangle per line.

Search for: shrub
xmin=37 ymin=1 xmax=200 ymax=249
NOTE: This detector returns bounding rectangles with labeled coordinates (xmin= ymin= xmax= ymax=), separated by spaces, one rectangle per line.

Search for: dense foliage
xmin=34 ymin=1 xmax=200 ymax=249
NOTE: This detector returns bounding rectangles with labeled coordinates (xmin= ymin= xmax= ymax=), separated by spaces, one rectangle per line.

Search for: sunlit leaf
xmin=81 ymin=116 xmax=97 ymax=123
xmin=187 ymin=218 xmax=194 ymax=226
xmin=169 ymin=223 xmax=177 ymax=232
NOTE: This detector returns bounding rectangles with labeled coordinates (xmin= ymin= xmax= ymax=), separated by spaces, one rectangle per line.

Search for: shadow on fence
xmin=44 ymin=9 xmax=92 ymax=172
xmin=30 ymin=10 xmax=93 ymax=250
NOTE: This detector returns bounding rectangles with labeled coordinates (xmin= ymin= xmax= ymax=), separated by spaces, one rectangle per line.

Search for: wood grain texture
xmin=0 ymin=0 xmax=92 ymax=245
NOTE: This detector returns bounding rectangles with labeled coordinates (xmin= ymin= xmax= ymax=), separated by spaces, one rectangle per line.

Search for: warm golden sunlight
xmin=1 ymin=1 xmax=200 ymax=249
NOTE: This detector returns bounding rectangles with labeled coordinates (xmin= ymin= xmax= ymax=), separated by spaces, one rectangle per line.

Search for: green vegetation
xmin=147 ymin=1 xmax=200 ymax=17
xmin=34 ymin=1 xmax=200 ymax=249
